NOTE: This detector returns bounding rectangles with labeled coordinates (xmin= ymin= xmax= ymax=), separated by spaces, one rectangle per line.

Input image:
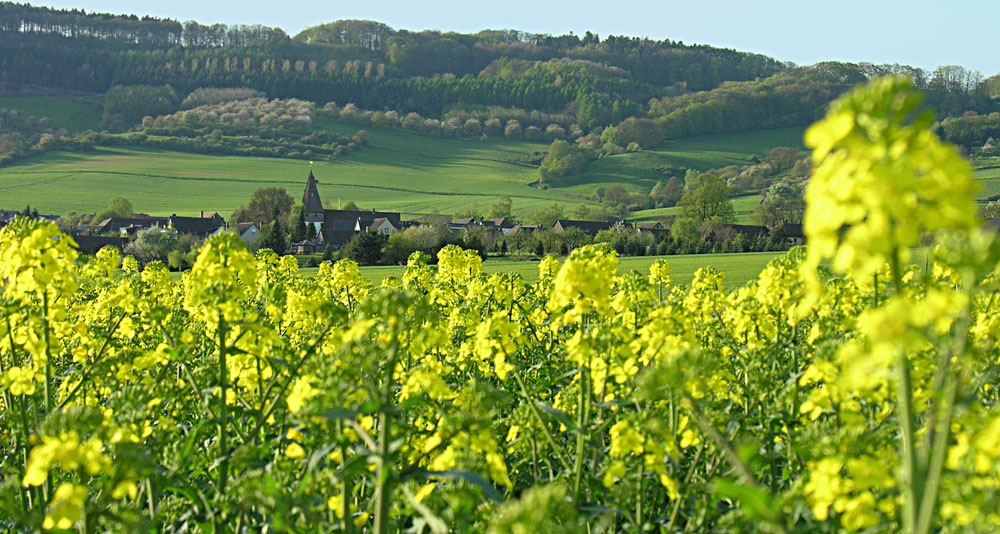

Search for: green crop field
xmin=628 ymin=193 xmax=763 ymax=223
xmin=974 ymin=166 xmax=1000 ymax=201
xmin=170 ymin=251 xmax=786 ymax=287
xmin=0 ymin=98 xmax=810 ymax=219
xmin=0 ymin=117 xmax=586 ymax=218
xmin=4 ymin=106 xmax=994 ymax=223
xmin=0 ymin=95 xmax=103 ymax=133
xmin=0 ymin=143 xmax=581 ymax=219
xmin=297 ymin=251 xmax=787 ymax=288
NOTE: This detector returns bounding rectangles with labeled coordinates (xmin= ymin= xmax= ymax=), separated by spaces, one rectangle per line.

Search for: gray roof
xmin=303 ymin=170 xmax=324 ymax=214
xmin=169 ymin=215 xmax=226 ymax=237
xmin=91 ymin=217 xmax=168 ymax=235
xmin=552 ymin=219 xmax=614 ymax=235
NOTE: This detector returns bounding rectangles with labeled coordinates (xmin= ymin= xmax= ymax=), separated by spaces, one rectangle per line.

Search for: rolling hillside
xmin=559 ymin=127 xmax=807 ymax=196
xmin=0 ymin=104 xmax=807 ymax=219
xmin=2 ymin=95 xmax=997 ymax=221
xmin=0 ymin=94 xmax=103 ymax=133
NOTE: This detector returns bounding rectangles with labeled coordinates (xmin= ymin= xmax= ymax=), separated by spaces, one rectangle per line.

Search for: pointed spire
xmin=303 ymin=165 xmax=323 ymax=215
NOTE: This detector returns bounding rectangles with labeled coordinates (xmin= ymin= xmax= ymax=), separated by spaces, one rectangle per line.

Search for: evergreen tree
xmin=340 ymin=231 xmax=385 ymax=265
xmin=256 ymin=220 xmax=288 ymax=253
xmin=290 ymin=206 xmax=308 ymax=242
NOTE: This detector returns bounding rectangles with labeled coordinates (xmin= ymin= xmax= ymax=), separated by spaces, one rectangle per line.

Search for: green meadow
xmin=974 ymin=166 xmax=1000 ymax=202
xmin=305 ymin=251 xmax=787 ymax=288
xmin=0 ymin=118 xmax=577 ymax=217
xmin=0 ymin=123 xmax=797 ymax=219
xmin=558 ymin=127 xmax=807 ymax=196
xmin=628 ymin=193 xmax=764 ymax=224
xmin=2 ymin=95 xmax=997 ymax=221
xmin=0 ymin=93 xmax=810 ymax=219
xmin=0 ymin=94 xmax=103 ymax=133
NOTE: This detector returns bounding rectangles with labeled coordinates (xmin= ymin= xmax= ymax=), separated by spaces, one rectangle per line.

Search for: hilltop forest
xmin=2 ymin=3 xmax=997 ymax=132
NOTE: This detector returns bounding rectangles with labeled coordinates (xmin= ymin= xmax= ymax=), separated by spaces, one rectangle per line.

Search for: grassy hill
xmin=558 ymin=127 xmax=807 ymax=196
xmin=974 ymin=166 xmax=1000 ymax=200
xmin=2 ymin=97 xmax=997 ymax=221
xmin=0 ymin=94 xmax=103 ymax=133
xmin=0 ymin=144 xmax=574 ymax=219
xmin=629 ymin=194 xmax=764 ymax=223
xmin=0 ymin=99 xmax=808 ymax=220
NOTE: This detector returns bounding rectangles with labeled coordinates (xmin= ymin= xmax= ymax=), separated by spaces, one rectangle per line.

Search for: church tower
xmin=302 ymin=166 xmax=324 ymax=224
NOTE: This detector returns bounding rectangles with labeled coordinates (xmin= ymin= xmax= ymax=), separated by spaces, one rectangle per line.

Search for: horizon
xmin=26 ymin=0 xmax=1000 ymax=77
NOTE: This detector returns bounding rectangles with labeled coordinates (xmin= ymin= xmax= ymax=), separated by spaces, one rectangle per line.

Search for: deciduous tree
xmin=677 ymin=173 xmax=734 ymax=224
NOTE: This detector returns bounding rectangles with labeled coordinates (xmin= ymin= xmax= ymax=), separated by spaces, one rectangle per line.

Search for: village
xmin=0 ymin=169 xmax=805 ymax=266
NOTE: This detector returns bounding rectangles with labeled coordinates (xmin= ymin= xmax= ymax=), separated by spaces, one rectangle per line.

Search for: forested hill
xmin=0 ymin=2 xmax=782 ymax=118
xmin=1 ymin=2 xmax=997 ymax=145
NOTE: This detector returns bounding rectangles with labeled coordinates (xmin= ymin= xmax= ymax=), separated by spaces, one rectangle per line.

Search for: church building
xmin=301 ymin=168 xmax=402 ymax=247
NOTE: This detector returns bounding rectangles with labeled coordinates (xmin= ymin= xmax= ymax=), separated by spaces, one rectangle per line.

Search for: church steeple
xmin=303 ymin=164 xmax=324 ymax=222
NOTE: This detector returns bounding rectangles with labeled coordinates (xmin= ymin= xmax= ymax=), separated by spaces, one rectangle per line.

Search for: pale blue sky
xmin=38 ymin=0 xmax=1000 ymax=75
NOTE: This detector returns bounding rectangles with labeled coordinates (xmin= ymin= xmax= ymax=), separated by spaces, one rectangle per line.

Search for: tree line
xmin=0 ymin=2 xmax=287 ymax=47
xmin=2 ymin=3 xmax=995 ymax=140
xmin=0 ymin=2 xmax=784 ymax=120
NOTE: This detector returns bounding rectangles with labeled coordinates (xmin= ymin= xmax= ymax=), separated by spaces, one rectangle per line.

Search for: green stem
xmin=42 ymin=293 xmax=52 ymax=416
xmin=57 ymin=313 xmax=126 ymax=411
xmin=14 ymin=395 xmax=34 ymax=513
xmin=216 ymin=314 xmax=229 ymax=496
xmin=914 ymin=371 xmax=956 ymax=534
xmin=0 ymin=344 xmax=28 ymax=513
xmin=635 ymin=458 xmax=644 ymax=528
xmin=373 ymin=408 xmax=393 ymax=534
xmin=915 ymin=297 xmax=971 ymax=534
xmin=890 ymin=252 xmax=921 ymax=534
xmin=897 ymin=356 xmax=922 ymax=533
xmin=512 ymin=370 xmax=572 ymax=473
xmin=667 ymin=441 xmax=705 ymax=531
xmin=146 ymin=478 xmax=155 ymax=523
xmin=685 ymin=394 xmax=755 ymax=485
xmin=337 ymin=419 xmax=354 ymax=534
xmin=572 ymin=363 xmax=590 ymax=501
xmin=374 ymin=341 xmax=399 ymax=534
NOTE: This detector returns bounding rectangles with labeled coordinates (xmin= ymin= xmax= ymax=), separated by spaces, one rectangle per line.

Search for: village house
xmin=634 ymin=220 xmax=670 ymax=240
xmin=551 ymin=219 xmax=617 ymax=236
xmin=408 ymin=214 xmax=452 ymax=227
xmin=168 ymin=213 xmax=227 ymax=239
xmin=634 ymin=221 xmax=667 ymax=235
xmin=729 ymin=224 xmax=770 ymax=240
xmin=450 ymin=217 xmax=482 ymax=231
xmin=90 ymin=216 xmax=168 ymax=236
xmin=290 ymin=240 xmax=321 ymax=255
xmin=0 ymin=209 xmax=60 ymax=230
xmin=361 ymin=217 xmax=398 ymax=236
xmin=482 ymin=217 xmax=515 ymax=235
xmin=507 ymin=224 xmax=543 ymax=235
xmin=770 ymin=222 xmax=805 ymax=246
xmin=236 ymin=222 xmax=260 ymax=246
xmin=72 ymin=235 xmax=127 ymax=255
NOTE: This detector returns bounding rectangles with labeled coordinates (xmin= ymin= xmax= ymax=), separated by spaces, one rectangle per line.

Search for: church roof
xmin=303 ymin=170 xmax=324 ymax=214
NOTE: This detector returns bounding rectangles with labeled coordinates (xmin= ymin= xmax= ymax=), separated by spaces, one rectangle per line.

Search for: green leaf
xmin=402 ymin=486 xmax=448 ymax=534
xmin=418 ymin=469 xmax=503 ymax=501
xmin=712 ymin=478 xmax=781 ymax=523
xmin=315 ymin=408 xmax=361 ymax=420
xmin=535 ymin=401 xmax=577 ymax=433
